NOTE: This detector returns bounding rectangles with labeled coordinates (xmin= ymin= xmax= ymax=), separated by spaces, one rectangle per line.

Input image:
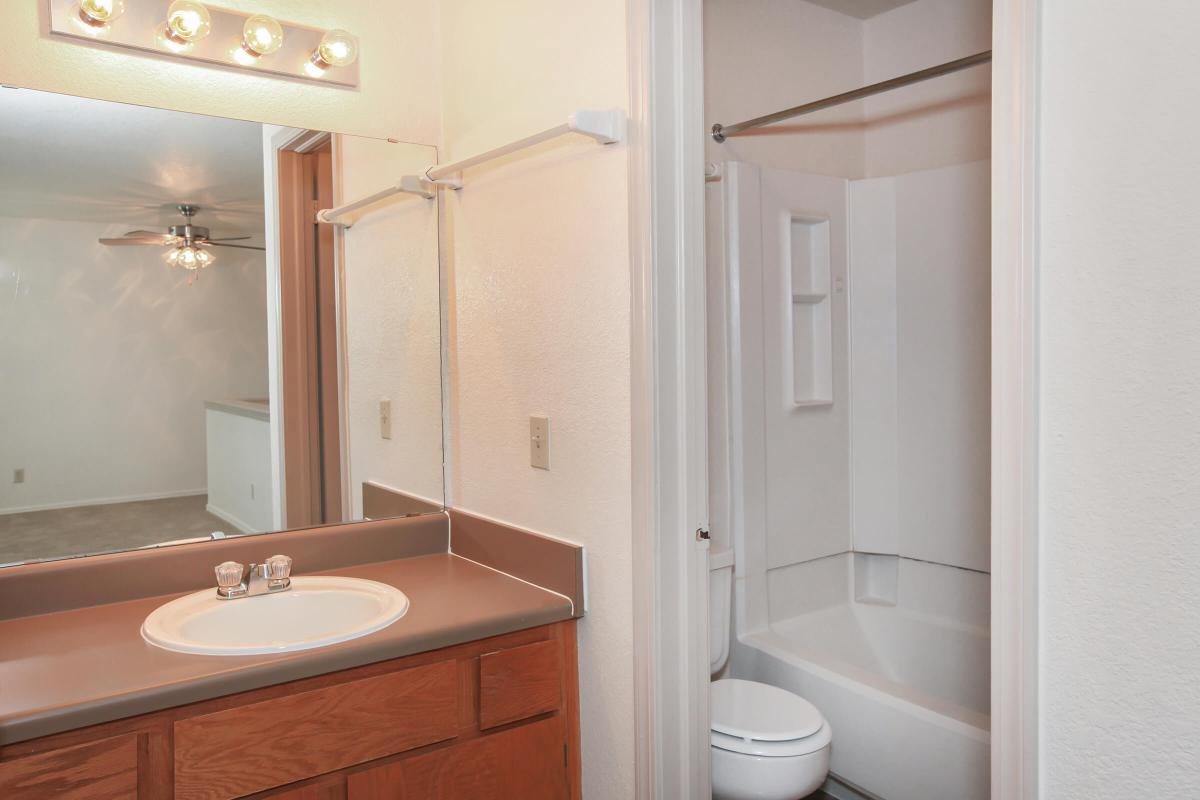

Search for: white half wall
xmin=0 ymin=217 xmax=268 ymax=512
xmin=205 ymin=403 xmax=273 ymax=533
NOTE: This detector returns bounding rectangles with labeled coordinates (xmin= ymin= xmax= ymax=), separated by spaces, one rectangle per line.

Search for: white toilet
xmin=709 ymin=551 xmax=831 ymax=800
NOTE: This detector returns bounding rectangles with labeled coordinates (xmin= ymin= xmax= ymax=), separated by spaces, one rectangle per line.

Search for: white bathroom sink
xmin=141 ymin=576 xmax=409 ymax=656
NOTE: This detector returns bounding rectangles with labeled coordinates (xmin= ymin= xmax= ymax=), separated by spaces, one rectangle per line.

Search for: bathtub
xmin=729 ymin=557 xmax=990 ymax=800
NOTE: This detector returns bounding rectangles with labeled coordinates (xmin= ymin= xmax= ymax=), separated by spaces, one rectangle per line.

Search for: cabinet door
xmin=347 ymin=717 xmax=567 ymax=800
xmin=263 ymin=775 xmax=345 ymax=800
xmin=0 ymin=734 xmax=138 ymax=799
xmin=175 ymin=660 xmax=457 ymax=799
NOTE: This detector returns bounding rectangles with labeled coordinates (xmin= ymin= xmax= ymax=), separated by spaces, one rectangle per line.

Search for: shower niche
xmin=786 ymin=214 xmax=833 ymax=406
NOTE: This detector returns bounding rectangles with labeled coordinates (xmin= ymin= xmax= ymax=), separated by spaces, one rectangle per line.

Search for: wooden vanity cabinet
xmin=0 ymin=621 xmax=580 ymax=800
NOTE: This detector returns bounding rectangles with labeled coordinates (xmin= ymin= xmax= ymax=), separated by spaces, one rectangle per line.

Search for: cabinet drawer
xmin=347 ymin=715 xmax=567 ymax=799
xmin=175 ymin=660 xmax=458 ymax=800
xmin=0 ymin=734 xmax=138 ymax=800
xmin=479 ymin=639 xmax=562 ymax=730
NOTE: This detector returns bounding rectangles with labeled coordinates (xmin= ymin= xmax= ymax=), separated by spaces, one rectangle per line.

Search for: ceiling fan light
xmin=167 ymin=244 xmax=213 ymax=270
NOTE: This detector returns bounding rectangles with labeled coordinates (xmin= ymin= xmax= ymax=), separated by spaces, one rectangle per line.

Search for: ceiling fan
xmin=98 ymin=204 xmax=265 ymax=271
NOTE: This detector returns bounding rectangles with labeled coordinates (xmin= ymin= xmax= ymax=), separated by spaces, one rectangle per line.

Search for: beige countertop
xmin=0 ymin=553 xmax=572 ymax=745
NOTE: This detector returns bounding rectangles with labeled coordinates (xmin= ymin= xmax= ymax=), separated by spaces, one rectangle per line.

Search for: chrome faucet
xmin=214 ymin=555 xmax=293 ymax=599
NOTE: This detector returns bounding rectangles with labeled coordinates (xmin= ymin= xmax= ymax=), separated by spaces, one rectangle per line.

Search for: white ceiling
xmin=0 ymin=87 xmax=264 ymax=236
xmin=802 ymin=0 xmax=919 ymax=19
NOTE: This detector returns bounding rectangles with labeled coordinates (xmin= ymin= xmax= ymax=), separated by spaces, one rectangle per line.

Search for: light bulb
xmin=79 ymin=0 xmax=125 ymax=26
xmin=312 ymin=29 xmax=358 ymax=69
xmin=167 ymin=245 xmax=212 ymax=270
xmin=242 ymin=14 xmax=284 ymax=57
xmin=166 ymin=1 xmax=212 ymax=43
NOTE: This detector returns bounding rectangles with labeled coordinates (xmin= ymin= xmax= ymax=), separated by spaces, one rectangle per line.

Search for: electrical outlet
xmin=12 ymin=468 xmax=24 ymax=484
xmin=530 ymin=416 xmax=550 ymax=470
xmin=380 ymin=399 xmax=392 ymax=440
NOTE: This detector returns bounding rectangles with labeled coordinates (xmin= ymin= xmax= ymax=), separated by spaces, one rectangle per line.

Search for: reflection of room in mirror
xmin=0 ymin=89 xmax=270 ymax=564
xmin=0 ymin=87 xmax=446 ymax=566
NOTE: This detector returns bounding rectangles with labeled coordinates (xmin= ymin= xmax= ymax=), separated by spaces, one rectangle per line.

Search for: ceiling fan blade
xmin=99 ymin=237 xmax=170 ymax=246
xmin=206 ymin=236 xmax=253 ymax=242
xmin=124 ymin=230 xmax=169 ymax=238
xmin=207 ymin=242 xmax=266 ymax=251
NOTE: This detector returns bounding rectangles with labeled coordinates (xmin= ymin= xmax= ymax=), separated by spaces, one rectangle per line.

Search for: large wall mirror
xmin=0 ymin=87 xmax=444 ymax=566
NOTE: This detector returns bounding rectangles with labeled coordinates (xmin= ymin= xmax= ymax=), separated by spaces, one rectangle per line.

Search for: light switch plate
xmin=380 ymin=400 xmax=392 ymax=440
xmin=530 ymin=416 xmax=550 ymax=470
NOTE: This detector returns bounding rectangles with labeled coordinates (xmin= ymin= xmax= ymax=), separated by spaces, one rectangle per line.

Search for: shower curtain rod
xmin=710 ymin=50 xmax=991 ymax=142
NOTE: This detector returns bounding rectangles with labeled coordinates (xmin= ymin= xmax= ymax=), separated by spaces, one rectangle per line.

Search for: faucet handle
xmin=265 ymin=554 xmax=292 ymax=582
xmin=215 ymin=561 xmax=245 ymax=590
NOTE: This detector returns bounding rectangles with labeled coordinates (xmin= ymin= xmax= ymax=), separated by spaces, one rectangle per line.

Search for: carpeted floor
xmin=0 ymin=494 xmax=229 ymax=565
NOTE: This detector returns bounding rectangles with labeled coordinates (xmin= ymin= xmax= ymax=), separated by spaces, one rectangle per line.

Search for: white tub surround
xmin=711 ymin=160 xmax=991 ymax=800
xmin=205 ymin=399 xmax=273 ymax=534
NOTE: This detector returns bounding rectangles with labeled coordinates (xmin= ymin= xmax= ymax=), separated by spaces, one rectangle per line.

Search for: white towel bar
xmin=317 ymin=109 xmax=624 ymax=228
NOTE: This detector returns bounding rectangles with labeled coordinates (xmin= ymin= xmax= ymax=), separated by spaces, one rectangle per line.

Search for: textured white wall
xmin=704 ymin=0 xmax=865 ymax=178
xmin=1040 ymin=2 xmax=1200 ymax=796
xmin=339 ymin=137 xmax=444 ymax=513
xmin=1 ymin=0 xmax=440 ymax=143
xmin=438 ymin=1 xmax=634 ymax=796
xmin=862 ymin=0 xmax=991 ymax=177
xmin=0 ymin=217 xmax=268 ymax=512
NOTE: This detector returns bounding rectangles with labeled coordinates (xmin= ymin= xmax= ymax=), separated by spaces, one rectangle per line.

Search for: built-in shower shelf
xmin=787 ymin=215 xmax=833 ymax=406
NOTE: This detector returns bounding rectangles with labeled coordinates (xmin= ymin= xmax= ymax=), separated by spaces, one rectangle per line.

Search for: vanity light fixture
xmin=50 ymin=2 xmax=361 ymax=87
xmin=309 ymin=29 xmax=358 ymax=71
xmin=78 ymin=0 xmax=125 ymax=26
xmin=241 ymin=14 xmax=284 ymax=58
xmin=165 ymin=1 xmax=212 ymax=45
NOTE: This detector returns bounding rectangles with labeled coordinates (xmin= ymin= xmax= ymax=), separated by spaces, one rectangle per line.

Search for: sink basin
xmin=142 ymin=576 xmax=409 ymax=656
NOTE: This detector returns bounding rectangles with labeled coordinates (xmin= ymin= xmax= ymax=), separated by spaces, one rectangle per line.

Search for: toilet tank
xmin=709 ymin=548 xmax=734 ymax=674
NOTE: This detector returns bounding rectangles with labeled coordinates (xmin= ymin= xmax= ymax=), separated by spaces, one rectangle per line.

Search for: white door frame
xmin=628 ymin=0 xmax=712 ymax=797
xmin=991 ymin=0 xmax=1041 ymax=797
xmin=631 ymin=0 xmax=1042 ymax=796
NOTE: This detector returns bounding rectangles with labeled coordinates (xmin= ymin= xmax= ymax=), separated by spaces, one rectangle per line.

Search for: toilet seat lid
xmin=710 ymin=679 xmax=824 ymax=742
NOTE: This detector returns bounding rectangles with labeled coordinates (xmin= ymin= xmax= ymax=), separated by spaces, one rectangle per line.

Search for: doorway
xmin=276 ymin=137 xmax=343 ymax=528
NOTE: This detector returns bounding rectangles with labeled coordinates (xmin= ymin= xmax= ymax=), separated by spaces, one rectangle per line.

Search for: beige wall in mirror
xmin=0 ymin=88 xmax=444 ymax=566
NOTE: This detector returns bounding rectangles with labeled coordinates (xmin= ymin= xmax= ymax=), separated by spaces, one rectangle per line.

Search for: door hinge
xmin=563 ymin=742 xmax=569 ymax=768
xmin=696 ymin=528 xmax=710 ymax=542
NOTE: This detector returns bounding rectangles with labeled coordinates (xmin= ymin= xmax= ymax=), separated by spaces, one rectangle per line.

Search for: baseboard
xmin=821 ymin=772 xmax=886 ymax=800
xmin=205 ymin=504 xmax=256 ymax=535
xmin=0 ymin=489 xmax=207 ymax=516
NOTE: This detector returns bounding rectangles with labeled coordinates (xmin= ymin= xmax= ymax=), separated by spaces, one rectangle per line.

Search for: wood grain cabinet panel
xmin=346 ymin=716 xmax=568 ymax=800
xmin=479 ymin=639 xmax=563 ymax=729
xmin=174 ymin=660 xmax=458 ymax=800
xmin=262 ymin=775 xmax=347 ymax=800
xmin=0 ymin=734 xmax=138 ymax=799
